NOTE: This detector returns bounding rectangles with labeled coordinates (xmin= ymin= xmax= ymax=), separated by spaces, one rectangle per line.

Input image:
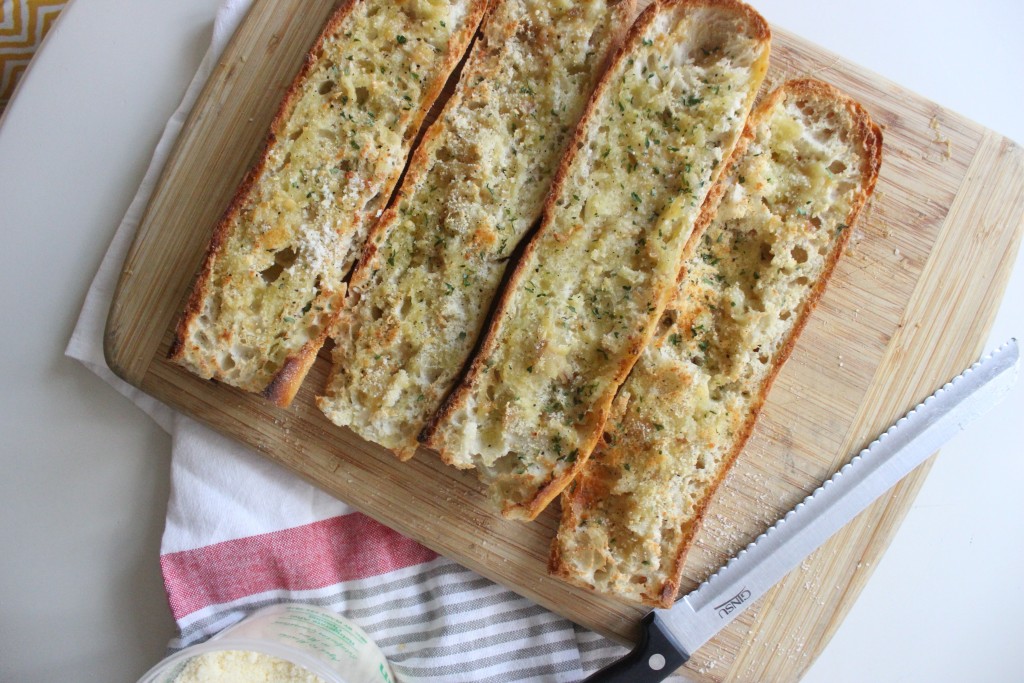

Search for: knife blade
xmin=584 ymin=339 xmax=1019 ymax=682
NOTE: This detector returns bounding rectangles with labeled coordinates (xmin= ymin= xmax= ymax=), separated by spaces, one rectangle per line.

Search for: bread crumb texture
xmin=172 ymin=0 xmax=482 ymax=397
xmin=170 ymin=649 xmax=325 ymax=683
xmin=319 ymin=0 xmax=632 ymax=459
xmin=553 ymin=79 xmax=881 ymax=606
xmin=426 ymin=0 xmax=770 ymax=519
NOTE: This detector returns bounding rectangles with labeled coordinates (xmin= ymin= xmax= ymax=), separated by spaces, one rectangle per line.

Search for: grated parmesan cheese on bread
xmin=317 ymin=0 xmax=636 ymax=459
xmin=422 ymin=0 xmax=771 ymax=520
xmin=550 ymin=79 xmax=883 ymax=607
xmin=169 ymin=0 xmax=488 ymax=407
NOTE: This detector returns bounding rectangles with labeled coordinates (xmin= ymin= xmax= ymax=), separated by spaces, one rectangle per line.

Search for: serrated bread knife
xmin=585 ymin=339 xmax=1020 ymax=682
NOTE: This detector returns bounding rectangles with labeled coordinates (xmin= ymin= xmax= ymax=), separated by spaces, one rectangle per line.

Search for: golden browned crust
xmin=170 ymin=0 xmax=491 ymax=407
xmin=421 ymin=0 xmax=771 ymax=522
xmin=652 ymin=86 xmax=881 ymax=605
xmin=423 ymin=0 xmax=763 ymax=445
xmin=170 ymin=1 xmax=361 ymax=369
xmin=320 ymin=0 xmax=637 ymax=456
xmin=548 ymin=120 xmax=756 ymax=586
xmin=550 ymin=78 xmax=883 ymax=607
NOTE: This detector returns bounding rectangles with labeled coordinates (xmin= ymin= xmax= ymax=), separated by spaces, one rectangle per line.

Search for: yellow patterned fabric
xmin=1 ymin=0 xmax=66 ymax=113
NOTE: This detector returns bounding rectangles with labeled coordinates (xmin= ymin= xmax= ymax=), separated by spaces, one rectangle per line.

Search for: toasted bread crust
xmin=170 ymin=1 xmax=362 ymax=389
xmin=422 ymin=1 xmax=671 ymax=448
xmin=317 ymin=0 xmax=636 ymax=459
xmin=170 ymin=0 xmax=489 ymax=407
xmin=551 ymin=78 xmax=883 ymax=606
xmin=423 ymin=0 xmax=771 ymax=520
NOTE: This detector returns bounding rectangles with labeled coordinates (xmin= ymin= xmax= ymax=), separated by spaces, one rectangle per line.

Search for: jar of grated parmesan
xmin=137 ymin=603 xmax=394 ymax=683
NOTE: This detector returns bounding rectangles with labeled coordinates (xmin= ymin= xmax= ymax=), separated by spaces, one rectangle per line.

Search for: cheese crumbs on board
xmin=170 ymin=0 xmax=488 ymax=407
xmin=423 ymin=0 xmax=771 ymax=520
xmin=318 ymin=0 xmax=636 ymax=459
xmin=551 ymin=79 xmax=883 ymax=607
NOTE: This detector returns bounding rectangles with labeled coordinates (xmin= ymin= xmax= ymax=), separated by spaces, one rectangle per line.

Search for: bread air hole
xmin=568 ymin=60 xmax=590 ymax=77
xmin=436 ymin=147 xmax=454 ymax=163
xmin=260 ymin=247 xmax=299 ymax=284
xmin=230 ymin=344 xmax=256 ymax=363
xmin=355 ymin=86 xmax=370 ymax=107
xmin=688 ymin=9 xmax=750 ymax=67
xmin=219 ymin=353 xmax=236 ymax=372
xmin=828 ymin=160 xmax=847 ymax=174
xmin=275 ymin=152 xmax=293 ymax=174
xmin=660 ymin=107 xmax=674 ymax=129
xmin=791 ymin=245 xmax=808 ymax=264
xmin=318 ymin=79 xmax=335 ymax=95
xmin=362 ymin=192 xmax=383 ymax=216
xmin=203 ymin=292 xmax=222 ymax=320
xmin=587 ymin=25 xmax=605 ymax=54
xmin=422 ymin=366 xmax=442 ymax=384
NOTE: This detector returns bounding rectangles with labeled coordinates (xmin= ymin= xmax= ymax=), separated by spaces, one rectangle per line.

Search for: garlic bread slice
xmin=551 ymin=79 xmax=883 ymax=606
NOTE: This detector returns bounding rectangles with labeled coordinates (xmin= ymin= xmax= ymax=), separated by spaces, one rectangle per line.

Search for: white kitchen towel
xmin=64 ymin=1 xmax=691 ymax=681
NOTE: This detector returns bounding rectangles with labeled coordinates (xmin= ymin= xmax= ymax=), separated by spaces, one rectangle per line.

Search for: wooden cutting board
xmin=104 ymin=2 xmax=1024 ymax=680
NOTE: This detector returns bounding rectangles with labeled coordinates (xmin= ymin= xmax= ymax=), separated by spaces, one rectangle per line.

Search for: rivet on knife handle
xmin=584 ymin=339 xmax=1019 ymax=683
xmin=582 ymin=613 xmax=689 ymax=683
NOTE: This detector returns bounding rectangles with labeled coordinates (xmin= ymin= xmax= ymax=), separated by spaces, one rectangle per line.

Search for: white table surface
xmin=1 ymin=1 xmax=1021 ymax=681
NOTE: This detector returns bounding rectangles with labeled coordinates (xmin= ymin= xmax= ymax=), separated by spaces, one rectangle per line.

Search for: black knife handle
xmin=584 ymin=612 xmax=690 ymax=683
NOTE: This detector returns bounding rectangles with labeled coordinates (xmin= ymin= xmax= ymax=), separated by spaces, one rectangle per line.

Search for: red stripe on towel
xmin=160 ymin=513 xmax=437 ymax=620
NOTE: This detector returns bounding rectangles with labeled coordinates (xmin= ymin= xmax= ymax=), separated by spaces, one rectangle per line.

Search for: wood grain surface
xmin=104 ymin=2 xmax=1024 ymax=681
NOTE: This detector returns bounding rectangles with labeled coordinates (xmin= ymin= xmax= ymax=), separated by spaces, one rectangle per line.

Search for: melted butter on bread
xmin=318 ymin=0 xmax=635 ymax=458
xmin=552 ymin=79 xmax=883 ymax=606
xmin=424 ymin=0 xmax=771 ymax=520
xmin=171 ymin=0 xmax=487 ymax=406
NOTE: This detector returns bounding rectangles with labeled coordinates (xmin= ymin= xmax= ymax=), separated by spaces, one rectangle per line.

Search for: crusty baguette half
xmin=551 ymin=79 xmax=883 ymax=607
xmin=422 ymin=0 xmax=771 ymax=520
xmin=317 ymin=0 xmax=636 ymax=459
xmin=169 ymin=0 xmax=489 ymax=407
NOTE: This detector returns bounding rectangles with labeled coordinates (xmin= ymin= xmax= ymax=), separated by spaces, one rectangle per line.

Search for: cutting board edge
xmin=103 ymin=0 xmax=334 ymax=387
